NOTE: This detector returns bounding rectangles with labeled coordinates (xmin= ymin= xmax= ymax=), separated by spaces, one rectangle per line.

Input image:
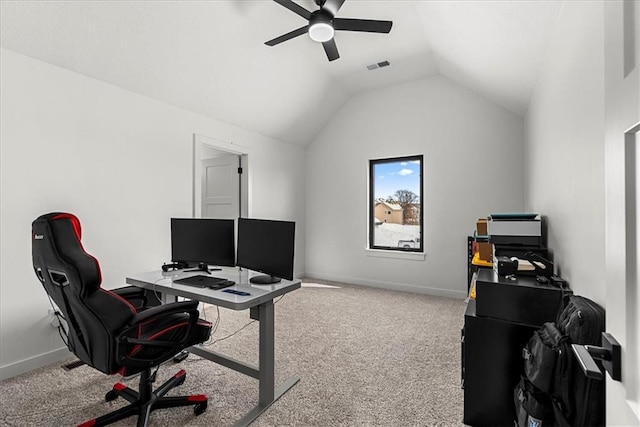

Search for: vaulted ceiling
xmin=0 ymin=0 xmax=564 ymax=146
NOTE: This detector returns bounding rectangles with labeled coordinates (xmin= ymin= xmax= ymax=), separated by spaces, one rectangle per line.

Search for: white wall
xmin=0 ymin=48 xmax=306 ymax=379
xmin=524 ymin=1 xmax=605 ymax=304
xmin=305 ymin=75 xmax=524 ymax=297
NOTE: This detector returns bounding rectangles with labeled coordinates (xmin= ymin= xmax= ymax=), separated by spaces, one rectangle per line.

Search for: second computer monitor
xmin=236 ymin=218 xmax=295 ymax=284
xmin=171 ymin=218 xmax=235 ymax=273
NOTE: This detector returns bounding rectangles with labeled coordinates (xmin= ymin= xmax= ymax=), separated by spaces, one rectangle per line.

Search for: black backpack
xmin=515 ymin=295 xmax=605 ymax=427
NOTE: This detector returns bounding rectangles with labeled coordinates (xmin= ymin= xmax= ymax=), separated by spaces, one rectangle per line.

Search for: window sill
xmin=365 ymin=248 xmax=426 ymax=261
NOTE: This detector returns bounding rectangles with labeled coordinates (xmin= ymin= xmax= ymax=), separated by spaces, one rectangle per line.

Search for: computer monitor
xmin=236 ymin=218 xmax=295 ymax=284
xmin=171 ymin=218 xmax=235 ymax=273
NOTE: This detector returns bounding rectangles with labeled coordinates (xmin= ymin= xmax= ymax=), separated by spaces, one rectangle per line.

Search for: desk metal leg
xmin=233 ymin=299 xmax=300 ymax=426
xmin=187 ymin=299 xmax=299 ymax=427
xmin=258 ymin=300 xmax=275 ymax=405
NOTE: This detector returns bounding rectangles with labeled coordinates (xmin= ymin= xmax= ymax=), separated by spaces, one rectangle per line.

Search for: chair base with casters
xmin=78 ymin=368 xmax=207 ymax=427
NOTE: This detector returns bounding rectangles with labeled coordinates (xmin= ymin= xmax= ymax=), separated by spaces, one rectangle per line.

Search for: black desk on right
xmin=462 ymin=268 xmax=571 ymax=426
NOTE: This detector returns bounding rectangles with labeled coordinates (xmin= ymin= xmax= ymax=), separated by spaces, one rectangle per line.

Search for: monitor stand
xmin=249 ymin=275 xmax=282 ymax=285
xmin=185 ymin=262 xmax=222 ymax=274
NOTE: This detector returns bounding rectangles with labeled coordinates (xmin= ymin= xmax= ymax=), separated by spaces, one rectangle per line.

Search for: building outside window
xmin=369 ymin=155 xmax=423 ymax=252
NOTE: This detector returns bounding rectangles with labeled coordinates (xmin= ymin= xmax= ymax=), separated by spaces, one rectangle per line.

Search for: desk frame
xmin=126 ymin=270 xmax=300 ymax=426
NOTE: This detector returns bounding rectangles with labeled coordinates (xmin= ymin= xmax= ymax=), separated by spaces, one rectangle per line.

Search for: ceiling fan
xmin=265 ymin=0 xmax=393 ymax=62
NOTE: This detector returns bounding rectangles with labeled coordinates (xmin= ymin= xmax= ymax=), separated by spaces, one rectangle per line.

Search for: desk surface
xmin=126 ymin=267 xmax=301 ymax=310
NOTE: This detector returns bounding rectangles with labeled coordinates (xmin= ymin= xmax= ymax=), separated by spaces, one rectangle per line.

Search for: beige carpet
xmin=0 ymin=279 xmax=466 ymax=426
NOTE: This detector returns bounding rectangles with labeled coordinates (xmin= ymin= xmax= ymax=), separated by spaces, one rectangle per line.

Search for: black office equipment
xmin=32 ymin=212 xmax=212 ymax=426
xmin=161 ymin=261 xmax=189 ymax=271
xmin=171 ymin=218 xmax=235 ymax=273
xmin=474 ymin=269 xmax=570 ymax=326
xmin=174 ymin=275 xmax=235 ymax=290
xmin=488 ymin=214 xmax=542 ymax=246
xmin=462 ymin=268 xmax=570 ymax=426
xmin=236 ymin=217 xmax=295 ymax=284
xmin=496 ymin=256 xmax=518 ymax=276
xmin=549 ymin=275 xmax=567 ymax=288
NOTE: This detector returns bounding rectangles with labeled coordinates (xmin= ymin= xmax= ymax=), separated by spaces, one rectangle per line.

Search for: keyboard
xmin=174 ymin=275 xmax=235 ymax=290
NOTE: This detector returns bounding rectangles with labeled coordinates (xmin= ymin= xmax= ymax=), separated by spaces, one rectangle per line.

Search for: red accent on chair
xmin=187 ymin=394 xmax=208 ymax=403
xmin=52 ymin=213 xmax=82 ymax=240
xmin=51 ymin=213 xmax=102 ymax=283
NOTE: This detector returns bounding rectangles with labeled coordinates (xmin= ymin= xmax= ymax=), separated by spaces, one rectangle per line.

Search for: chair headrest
xmin=32 ymin=212 xmax=102 ymax=295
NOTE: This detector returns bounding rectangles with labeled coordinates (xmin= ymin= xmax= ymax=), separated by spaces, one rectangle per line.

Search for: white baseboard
xmin=303 ymin=272 xmax=468 ymax=300
xmin=0 ymin=346 xmax=71 ymax=381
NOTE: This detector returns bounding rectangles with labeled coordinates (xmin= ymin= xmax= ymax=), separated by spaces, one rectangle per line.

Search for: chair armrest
xmin=116 ymin=300 xmax=200 ymax=366
xmin=127 ymin=300 xmax=199 ymax=326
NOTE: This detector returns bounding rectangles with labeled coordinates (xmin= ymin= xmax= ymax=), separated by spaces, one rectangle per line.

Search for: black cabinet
xmin=462 ymin=269 xmax=569 ymax=426
xmin=475 ymin=268 xmax=569 ymax=326
xmin=462 ymin=300 xmax=537 ymax=426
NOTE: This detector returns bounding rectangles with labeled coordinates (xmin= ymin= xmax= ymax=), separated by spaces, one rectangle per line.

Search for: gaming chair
xmin=31 ymin=212 xmax=212 ymax=427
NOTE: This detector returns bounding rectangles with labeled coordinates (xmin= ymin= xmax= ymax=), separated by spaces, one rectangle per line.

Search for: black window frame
xmin=369 ymin=154 xmax=424 ymax=252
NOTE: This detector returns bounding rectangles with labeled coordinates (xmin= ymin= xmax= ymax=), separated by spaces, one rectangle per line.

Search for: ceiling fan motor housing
xmin=309 ymin=9 xmax=334 ymax=42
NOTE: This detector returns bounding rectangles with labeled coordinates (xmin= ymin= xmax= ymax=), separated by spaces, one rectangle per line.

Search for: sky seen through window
xmin=374 ymin=160 xmax=421 ymax=201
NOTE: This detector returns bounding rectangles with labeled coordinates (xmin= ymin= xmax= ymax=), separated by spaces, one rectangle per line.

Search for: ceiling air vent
xmin=366 ymin=60 xmax=391 ymax=71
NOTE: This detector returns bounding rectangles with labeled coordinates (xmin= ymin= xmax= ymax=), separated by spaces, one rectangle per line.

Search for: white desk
xmin=126 ymin=267 xmax=301 ymax=426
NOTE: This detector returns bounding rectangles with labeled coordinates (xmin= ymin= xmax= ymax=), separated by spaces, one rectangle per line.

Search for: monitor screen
xmin=171 ymin=218 xmax=235 ymax=271
xmin=236 ymin=218 xmax=295 ymax=284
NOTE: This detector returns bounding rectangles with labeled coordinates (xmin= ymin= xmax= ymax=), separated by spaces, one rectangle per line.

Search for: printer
xmin=487 ymin=213 xmax=542 ymax=246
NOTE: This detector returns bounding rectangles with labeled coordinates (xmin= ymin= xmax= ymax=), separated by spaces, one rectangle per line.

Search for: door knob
xmin=571 ymin=332 xmax=621 ymax=381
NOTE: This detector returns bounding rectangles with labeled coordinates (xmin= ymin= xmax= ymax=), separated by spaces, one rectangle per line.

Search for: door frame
xmin=192 ymin=133 xmax=250 ymax=219
xmin=624 ymin=122 xmax=640 ymax=419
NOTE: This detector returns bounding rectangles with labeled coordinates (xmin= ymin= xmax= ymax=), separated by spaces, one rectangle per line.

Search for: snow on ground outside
xmin=374 ymin=223 xmax=421 ymax=247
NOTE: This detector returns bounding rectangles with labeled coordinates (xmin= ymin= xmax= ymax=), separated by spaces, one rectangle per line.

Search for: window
xmin=369 ymin=155 xmax=423 ymax=252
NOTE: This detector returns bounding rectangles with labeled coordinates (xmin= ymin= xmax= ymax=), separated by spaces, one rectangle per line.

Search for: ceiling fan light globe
xmin=309 ymin=22 xmax=334 ymax=42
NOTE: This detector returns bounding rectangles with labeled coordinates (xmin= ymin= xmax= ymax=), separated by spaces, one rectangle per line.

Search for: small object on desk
xmin=495 ymin=256 xmax=518 ymax=276
xmin=536 ymin=275 xmax=549 ymax=285
xmin=174 ymin=275 xmax=234 ymax=290
xmin=161 ymin=261 xmax=188 ymax=272
xmin=550 ymin=275 xmax=567 ymax=288
xmin=472 ymin=252 xmax=493 ymax=267
xmin=222 ymin=289 xmax=251 ymax=296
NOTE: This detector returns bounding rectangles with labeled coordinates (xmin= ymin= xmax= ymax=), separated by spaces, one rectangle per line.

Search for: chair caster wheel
xmin=105 ymin=389 xmax=119 ymax=402
xmin=194 ymin=402 xmax=207 ymax=416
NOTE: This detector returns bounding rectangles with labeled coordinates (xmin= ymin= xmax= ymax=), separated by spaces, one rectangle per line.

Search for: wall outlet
xmin=48 ymin=308 xmax=60 ymax=328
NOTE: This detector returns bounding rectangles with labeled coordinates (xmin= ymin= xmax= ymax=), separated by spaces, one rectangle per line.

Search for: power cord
xmin=209 ymin=294 xmax=286 ymax=346
xmin=45 ymin=294 xmax=69 ymax=347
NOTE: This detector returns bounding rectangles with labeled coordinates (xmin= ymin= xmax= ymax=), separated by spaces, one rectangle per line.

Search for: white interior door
xmin=201 ymin=154 xmax=240 ymax=219
xmin=604 ymin=1 xmax=640 ymax=424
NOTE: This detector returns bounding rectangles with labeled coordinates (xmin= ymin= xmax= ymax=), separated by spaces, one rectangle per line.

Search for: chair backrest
xmin=32 ymin=212 xmax=137 ymax=374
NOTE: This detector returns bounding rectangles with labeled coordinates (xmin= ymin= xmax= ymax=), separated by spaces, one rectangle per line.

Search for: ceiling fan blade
xmin=333 ymin=18 xmax=393 ymax=33
xmin=273 ymin=0 xmax=312 ymax=20
xmin=322 ymin=39 xmax=340 ymax=61
xmin=322 ymin=0 xmax=346 ymax=16
xmin=265 ymin=25 xmax=309 ymax=46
